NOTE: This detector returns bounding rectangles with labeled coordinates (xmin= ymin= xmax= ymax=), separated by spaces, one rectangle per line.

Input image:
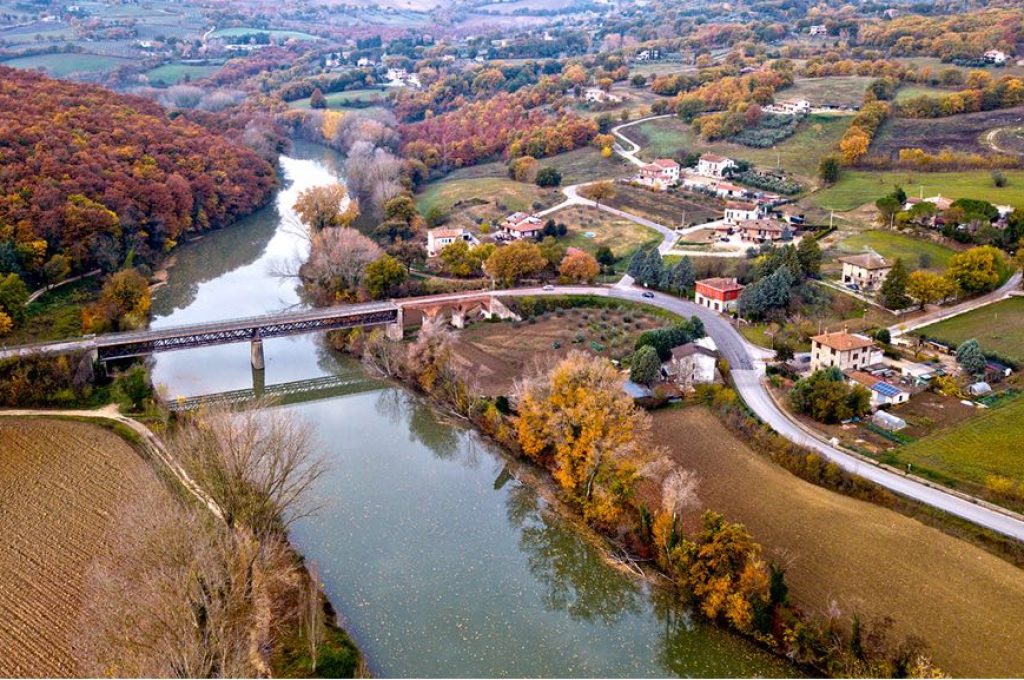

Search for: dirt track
xmin=654 ymin=407 xmax=1024 ymax=678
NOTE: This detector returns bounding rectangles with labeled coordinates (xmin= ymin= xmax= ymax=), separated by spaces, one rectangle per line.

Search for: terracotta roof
xmin=670 ymin=342 xmax=716 ymax=360
xmin=840 ymin=252 xmax=890 ymax=270
xmin=428 ymin=227 xmax=464 ymax=239
xmin=700 ymin=153 xmax=729 ymax=163
xmin=726 ymin=201 xmax=757 ymax=210
xmin=845 ymin=370 xmax=880 ymax=388
xmin=811 ymin=331 xmax=874 ymax=352
xmin=506 ymin=219 xmax=542 ymax=232
xmin=653 ymin=158 xmax=679 ymax=168
xmin=738 ymin=218 xmax=785 ymax=232
xmin=697 ymin=277 xmax=744 ymax=293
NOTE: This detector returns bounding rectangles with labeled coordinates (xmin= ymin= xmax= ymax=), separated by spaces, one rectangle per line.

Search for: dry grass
xmin=0 ymin=418 xmax=173 ymax=677
xmin=653 ymin=406 xmax=1024 ymax=678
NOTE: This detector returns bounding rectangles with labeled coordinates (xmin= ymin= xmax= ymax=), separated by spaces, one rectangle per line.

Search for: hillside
xmin=0 ymin=67 xmax=277 ymax=282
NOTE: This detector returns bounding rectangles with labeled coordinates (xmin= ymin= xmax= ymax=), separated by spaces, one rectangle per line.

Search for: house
xmin=638 ymin=158 xmax=680 ymax=186
xmin=808 ymin=24 xmax=827 ymax=35
xmin=427 ymin=227 xmax=473 ymax=257
xmin=724 ymin=201 xmax=759 ymax=224
xmin=766 ymin=99 xmax=811 ymax=115
xmin=775 ymin=204 xmax=805 ymax=225
xmin=845 ymin=370 xmax=910 ymax=408
xmin=811 ymin=331 xmax=878 ymax=372
xmin=737 ymin=218 xmax=787 ymax=242
xmin=501 ymin=212 xmax=544 ymax=240
xmin=923 ymin=194 xmax=953 ymax=211
xmin=882 ymin=8 xmax=900 ymax=19
xmin=583 ymin=87 xmax=622 ymax=103
xmin=694 ymin=277 xmax=744 ymax=313
xmin=984 ymin=49 xmax=1008 ymax=65
xmin=696 ymin=153 xmax=736 ymax=178
xmin=663 ymin=339 xmax=718 ymax=389
xmin=839 ymin=251 xmax=891 ymax=291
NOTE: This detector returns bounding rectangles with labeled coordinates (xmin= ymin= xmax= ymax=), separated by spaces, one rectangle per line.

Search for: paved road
xmin=610 ymin=114 xmax=674 ymax=166
xmin=890 ymin=271 xmax=1023 ymax=336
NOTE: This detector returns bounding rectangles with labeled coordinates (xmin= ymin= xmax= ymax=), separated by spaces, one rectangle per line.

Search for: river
xmin=149 ymin=141 xmax=797 ymax=678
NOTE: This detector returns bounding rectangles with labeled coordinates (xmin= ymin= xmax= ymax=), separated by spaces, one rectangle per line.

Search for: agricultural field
xmin=895 ymin=56 xmax=1024 ymax=81
xmin=893 ymin=83 xmax=955 ymax=102
xmin=286 ymin=87 xmax=389 ymax=109
xmin=652 ymin=406 xmax=1024 ymax=678
xmin=872 ymin=106 xmax=1024 ymax=157
xmin=415 ymin=177 xmax=559 ymax=221
xmin=836 ymin=230 xmax=956 ymax=270
xmin=450 ymin=303 xmax=668 ymax=395
xmin=809 ymin=169 xmax=1024 ymax=211
xmin=208 ymin=27 xmax=320 ymax=41
xmin=555 ymin=205 xmax=662 ymax=262
xmin=775 ymin=76 xmax=875 ymax=108
xmin=893 ymin=395 xmax=1024 ymax=510
xmin=987 ymin=125 xmax=1024 ymax=155
xmin=144 ymin=62 xmax=222 ymax=85
xmin=915 ymin=296 xmax=1024 ymax=366
xmin=631 ymin=114 xmax=851 ymax=183
xmin=603 ymin=183 xmax=720 ymax=227
xmin=0 ymin=418 xmax=175 ymax=676
xmin=0 ymin=52 xmax=132 ymax=77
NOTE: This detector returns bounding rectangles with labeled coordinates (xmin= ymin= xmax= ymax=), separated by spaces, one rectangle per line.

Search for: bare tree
xmin=303 ymin=562 xmax=324 ymax=674
xmin=300 ymin=227 xmax=383 ymax=304
xmin=344 ymin=141 xmax=404 ymax=214
xmin=661 ymin=468 xmax=700 ymax=518
xmin=171 ymin=403 xmax=327 ymax=541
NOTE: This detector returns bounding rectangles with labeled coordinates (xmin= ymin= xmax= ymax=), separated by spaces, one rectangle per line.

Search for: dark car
xmin=641 ymin=291 xmax=655 ymax=299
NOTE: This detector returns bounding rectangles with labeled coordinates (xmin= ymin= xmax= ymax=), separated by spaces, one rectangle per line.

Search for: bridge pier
xmin=251 ymin=337 xmax=265 ymax=370
xmin=386 ymin=307 xmax=404 ymax=341
xmin=451 ymin=308 xmax=466 ymax=329
xmin=252 ymin=362 xmax=265 ymax=398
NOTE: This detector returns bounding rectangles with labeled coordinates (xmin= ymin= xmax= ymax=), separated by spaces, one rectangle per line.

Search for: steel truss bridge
xmin=167 ymin=375 xmax=381 ymax=412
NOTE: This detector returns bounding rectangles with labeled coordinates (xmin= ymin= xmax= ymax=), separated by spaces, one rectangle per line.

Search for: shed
xmin=968 ymin=381 xmax=992 ymax=397
xmin=872 ymin=410 xmax=907 ymax=431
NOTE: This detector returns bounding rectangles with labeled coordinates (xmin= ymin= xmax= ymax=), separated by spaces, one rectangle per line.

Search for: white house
xmin=808 ymin=24 xmax=827 ymax=35
xmin=696 ymin=153 xmax=736 ymax=178
xmin=810 ymin=331 xmax=880 ymax=372
xmin=583 ymin=87 xmax=622 ymax=103
xmin=766 ymin=98 xmax=811 ymax=115
xmin=427 ymin=227 xmax=474 ymax=257
xmin=501 ymin=212 xmax=544 ymax=240
xmin=846 ymin=370 xmax=910 ymax=409
xmin=663 ymin=339 xmax=718 ymax=389
xmin=724 ymin=201 xmax=759 ymax=224
xmin=839 ymin=251 xmax=891 ymax=291
xmin=638 ymin=158 xmax=680 ymax=187
xmin=984 ymin=49 xmax=1008 ymax=65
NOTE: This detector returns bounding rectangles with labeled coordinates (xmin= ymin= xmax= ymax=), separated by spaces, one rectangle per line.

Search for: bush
xmin=730 ymin=114 xmax=800 ymax=148
xmin=733 ymin=170 xmax=803 ymax=195
xmin=535 ymin=166 xmax=562 ymax=187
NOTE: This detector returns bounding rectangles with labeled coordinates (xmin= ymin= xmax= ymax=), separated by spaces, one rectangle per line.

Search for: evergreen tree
xmin=880 ymin=258 xmax=910 ymax=310
xmin=955 ymin=338 xmax=987 ymax=376
xmin=630 ymin=345 xmax=661 ymax=385
xmin=627 ymin=249 xmax=646 ymax=279
xmin=796 ymin=237 xmax=822 ymax=278
xmin=670 ymin=256 xmax=696 ymax=291
xmin=646 ymin=249 xmax=664 ymax=287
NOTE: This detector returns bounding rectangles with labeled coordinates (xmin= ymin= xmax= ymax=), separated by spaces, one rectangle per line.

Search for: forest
xmin=0 ymin=67 xmax=277 ymax=284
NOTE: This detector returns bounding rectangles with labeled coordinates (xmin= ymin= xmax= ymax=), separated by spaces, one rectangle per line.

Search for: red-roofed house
xmin=501 ymin=212 xmax=544 ymax=240
xmin=638 ymin=158 xmax=680 ymax=188
xmin=696 ymin=153 xmax=736 ymax=178
xmin=694 ymin=277 xmax=744 ymax=313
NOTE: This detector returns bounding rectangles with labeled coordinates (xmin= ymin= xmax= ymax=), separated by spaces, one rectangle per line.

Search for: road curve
xmin=891 ymin=271 xmax=1022 ymax=336
xmin=491 ymin=284 xmax=1024 ymax=542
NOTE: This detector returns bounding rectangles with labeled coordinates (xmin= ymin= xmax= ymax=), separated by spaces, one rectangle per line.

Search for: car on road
xmin=641 ymin=291 xmax=655 ymax=298
xmin=542 ymin=284 xmax=555 ymax=291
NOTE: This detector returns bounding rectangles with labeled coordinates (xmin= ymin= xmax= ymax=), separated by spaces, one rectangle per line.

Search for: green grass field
xmin=896 ymin=395 xmax=1024 ymax=505
xmin=287 ymin=88 xmax=388 ymax=109
xmin=416 ymin=177 xmax=548 ymax=216
xmin=777 ymin=76 xmax=875 ymax=108
xmin=810 ymin=170 xmax=1024 ymax=211
xmin=633 ymin=114 xmax=851 ymax=182
xmin=837 ymin=230 xmax=956 ymax=270
xmin=145 ymin=63 xmax=222 ymax=85
xmin=893 ymin=83 xmax=955 ymax=102
xmin=916 ymin=297 xmax=1024 ymax=365
xmin=209 ymin=27 xmax=319 ymax=41
xmin=1 ymin=52 xmax=131 ymax=77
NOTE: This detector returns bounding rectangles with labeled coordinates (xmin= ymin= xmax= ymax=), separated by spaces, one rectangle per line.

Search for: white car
xmin=542 ymin=284 xmax=555 ymax=291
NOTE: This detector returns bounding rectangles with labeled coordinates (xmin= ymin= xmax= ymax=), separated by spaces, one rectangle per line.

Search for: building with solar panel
xmin=845 ymin=370 xmax=910 ymax=409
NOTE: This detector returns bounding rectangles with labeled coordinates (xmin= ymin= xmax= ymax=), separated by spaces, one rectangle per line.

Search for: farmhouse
xmin=766 ymin=98 xmax=811 ymax=115
xmin=694 ymin=277 xmax=744 ymax=313
xmin=808 ymin=24 xmax=827 ymax=35
xmin=638 ymin=158 xmax=680 ymax=187
xmin=737 ymin=218 xmax=787 ymax=242
xmin=427 ymin=227 xmax=473 ymax=257
xmin=845 ymin=370 xmax=910 ymax=409
xmin=984 ymin=49 xmax=1008 ymax=65
xmin=501 ymin=212 xmax=544 ymax=240
xmin=724 ymin=201 xmax=759 ymax=224
xmin=696 ymin=153 xmax=736 ymax=178
xmin=663 ymin=338 xmax=718 ymax=389
xmin=839 ymin=251 xmax=891 ymax=291
xmin=583 ymin=87 xmax=622 ymax=103
xmin=810 ymin=330 xmax=879 ymax=372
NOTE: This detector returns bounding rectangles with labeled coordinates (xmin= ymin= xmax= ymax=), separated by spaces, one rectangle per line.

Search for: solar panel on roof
xmin=872 ymin=382 xmax=902 ymax=398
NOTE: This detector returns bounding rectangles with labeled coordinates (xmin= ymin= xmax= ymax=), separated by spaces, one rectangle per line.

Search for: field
xmin=893 ymin=83 xmax=954 ymax=102
xmin=776 ymin=76 xmax=875 ymax=108
xmin=894 ymin=395 xmax=1024 ymax=507
xmin=450 ymin=304 xmax=668 ymax=395
xmin=603 ymin=183 xmax=720 ymax=227
xmin=915 ymin=296 xmax=1024 ymax=365
xmin=5 ymin=277 xmax=101 ymax=345
xmin=286 ymin=87 xmax=389 ymax=108
xmin=631 ymin=114 xmax=851 ymax=183
xmin=144 ymin=62 xmax=222 ymax=85
xmin=555 ymin=206 xmax=662 ymax=262
xmin=1 ymin=52 xmax=132 ymax=77
xmin=0 ymin=418 xmax=174 ymax=676
xmin=836 ymin=230 xmax=956 ymax=270
xmin=415 ymin=177 xmax=558 ymax=219
xmin=895 ymin=56 xmax=1024 ymax=81
xmin=809 ymin=169 xmax=1024 ymax=211
xmin=209 ymin=27 xmax=319 ymax=41
xmin=652 ymin=407 xmax=1024 ymax=677
xmin=872 ymin=106 xmax=1024 ymax=157
xmin=987 ymin=125 xmax=1024 ymax=155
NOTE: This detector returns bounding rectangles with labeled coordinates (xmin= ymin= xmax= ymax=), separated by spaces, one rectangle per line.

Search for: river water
xmin=149 ymin=141 xmax=796 ymax=678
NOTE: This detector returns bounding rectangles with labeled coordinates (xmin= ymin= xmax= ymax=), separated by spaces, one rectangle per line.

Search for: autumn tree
xmin=514 ymin=351 xmax=653 ymax=524
xmin=83 ymin=268 xmax=151 ymax=332
xmin=558 ymin=249 xmax=600 ymax=283
xmin=0 ymin=273 xmax=29 ymax=327
xmin=484 ymin=241 xmax=547 ymax=286
xmin=293 ymin=183 xmax=359 ymax=231
xmin=945 ymin=245 xmax=1007 ymax=294
xmin=578 ymin=181 xmax=616 ymax=207
xmin=300 ymin=228 xmax=382 ymax=304
xmin=363 ymin=254 xmax=408 ymax=299
xmin=309 ymin=88 xmax=327 ymax=109
xmin=508 ymin=156 xmax=539 ymax=183
xmin=438 ymin=241 xmax=494 ymax=277
xmin=906 ymin=270 xmax=957 ymax=308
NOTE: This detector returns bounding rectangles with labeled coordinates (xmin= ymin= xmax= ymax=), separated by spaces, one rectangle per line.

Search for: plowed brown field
xmin=0 ymin=418 xmax=171 ymax=677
